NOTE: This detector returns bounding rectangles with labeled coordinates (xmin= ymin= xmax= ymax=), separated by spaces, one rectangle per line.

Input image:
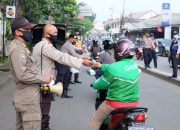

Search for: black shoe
xmin=74 ymin=80 xmax=82 ymax=83
xmin=51 ymin=97 xmax=55 ymax=101
xmin=147 ymin=66 xmax=151 ymax=68
xmin=61 ymin=94 xmax=73 ymax=98
xmin=69 ymin=81 xmax=75 ymax=84
xmin=169 ymin=75 xmax=177 ymax=79
xmin=42 ymin=127 xmax=51 ymax=130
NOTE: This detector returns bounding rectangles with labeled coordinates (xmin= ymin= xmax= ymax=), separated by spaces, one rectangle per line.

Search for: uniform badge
xmin=19 ymin=50 xmax=27 ymax=64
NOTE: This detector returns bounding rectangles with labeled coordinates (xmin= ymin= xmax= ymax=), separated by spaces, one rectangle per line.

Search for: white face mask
xmin=174 ymin=35 xmax=179 ymax=39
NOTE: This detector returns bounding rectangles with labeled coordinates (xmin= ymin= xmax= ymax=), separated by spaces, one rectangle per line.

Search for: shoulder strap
xmin=41 ymin=43 xmax=45 ymax=76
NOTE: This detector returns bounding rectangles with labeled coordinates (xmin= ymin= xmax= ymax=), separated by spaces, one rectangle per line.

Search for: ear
xmin=45 ymin=33 xmax=50 ymax=38
xmin=15 ymin=30 xmax=23 ymax=36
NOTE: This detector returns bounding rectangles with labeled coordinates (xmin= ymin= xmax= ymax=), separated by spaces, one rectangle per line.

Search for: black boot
xmin=61 ymin=90 xmax=73 ymax=98
xmin=74 ymin=73 xmax=82 ymax=83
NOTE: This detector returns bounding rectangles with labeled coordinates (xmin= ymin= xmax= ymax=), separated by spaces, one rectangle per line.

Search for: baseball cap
xmin=11 ymin=17 xmax=37 ymax=32
xmin=69 ymin=34 xmax=78 ymax=39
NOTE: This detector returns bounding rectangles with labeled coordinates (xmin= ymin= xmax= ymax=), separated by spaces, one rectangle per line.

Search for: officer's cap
xmin=11 ymin=17 xmax=37 ymax=32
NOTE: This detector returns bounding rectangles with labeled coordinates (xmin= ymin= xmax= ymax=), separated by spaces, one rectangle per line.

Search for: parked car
xmin=157 ymin=39 xmax=172 ymax=57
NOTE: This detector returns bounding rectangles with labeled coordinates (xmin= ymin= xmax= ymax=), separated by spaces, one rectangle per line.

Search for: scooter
xmin=135 ymin=46 xmax=143 ymax=60
xmin=89 ymin=72 xmax=154 ymax=130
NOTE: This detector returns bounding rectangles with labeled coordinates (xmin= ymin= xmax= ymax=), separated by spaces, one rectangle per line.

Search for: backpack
xmin=170 ymin=40 xmax=178 ymax=55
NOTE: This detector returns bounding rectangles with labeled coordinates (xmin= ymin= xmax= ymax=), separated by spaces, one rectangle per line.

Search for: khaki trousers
xmin=14 ymin=103 xmax=41 ymax=130
xmin=88 ymin=101 xmax=116 ymax=130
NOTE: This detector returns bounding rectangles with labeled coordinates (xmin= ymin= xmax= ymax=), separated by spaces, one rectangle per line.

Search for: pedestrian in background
xmin=142 ymin=33 xmax=155 ymax=69
xmin=33 ymin=24 xmax=93 ymax=130
xmin=150 ymin=33 xmax=158 ymax=68
xmin=169 ymin=31 xmax=180 ymax=78
xmin=9 ymin=17 xmax=51 ymax=130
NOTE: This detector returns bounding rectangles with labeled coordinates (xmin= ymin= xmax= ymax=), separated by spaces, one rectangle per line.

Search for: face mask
xmin=174 ymin=35 xmax=178 ymax=39
xmin=19 ymin=30 xmax=33 ymax=42
xmin=49 ymin=34 xmax=58 ymax=45
xmin=72 ymin=40 xmax=76 ymax=45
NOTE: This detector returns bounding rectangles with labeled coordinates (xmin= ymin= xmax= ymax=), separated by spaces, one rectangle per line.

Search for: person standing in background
xmin=169 ymin=31 xmax=180 ymax=78
xmin=142 ymin=33 xmax=155 ymax=69
xmin=150 ymin=33 xmax=158 ymax=68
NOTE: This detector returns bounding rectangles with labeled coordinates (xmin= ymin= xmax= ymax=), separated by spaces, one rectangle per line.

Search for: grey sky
xmin=77 ymin=0 xmax=180 ymax=22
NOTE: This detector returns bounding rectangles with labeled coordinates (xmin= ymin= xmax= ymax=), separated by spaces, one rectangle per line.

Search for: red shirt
xmin=106 ymin=100 xmax=139 ymax=108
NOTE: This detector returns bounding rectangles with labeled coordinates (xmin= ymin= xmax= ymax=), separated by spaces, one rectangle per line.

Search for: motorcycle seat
xmin=110 ymin=107 xmax=148 ymax=115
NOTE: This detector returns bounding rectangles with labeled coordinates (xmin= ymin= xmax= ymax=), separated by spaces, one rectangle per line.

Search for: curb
xmin=137 ymin=63 xmax=180 ymax=86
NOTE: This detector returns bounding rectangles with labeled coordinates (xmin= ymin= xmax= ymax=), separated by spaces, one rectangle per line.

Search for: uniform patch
xmin=19 ymin=52 xmax=26 ymax=64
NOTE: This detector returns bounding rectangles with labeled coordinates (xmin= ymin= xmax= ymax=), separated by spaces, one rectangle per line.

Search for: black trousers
xmin=40 ymin=94 xmax=51 ymax=129
xmin=55 ymin=68 xmax=71 ymax=92
xmin=143 ymin=48 xmax=152 ymax=67
xmin=151 ymin=50 xmax=157 ymax=68
xmin=171 ymin=56 xmax=178 ymax=77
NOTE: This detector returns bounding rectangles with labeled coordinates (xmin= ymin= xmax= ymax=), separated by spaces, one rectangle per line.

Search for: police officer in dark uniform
xmin=169 ymin=31 xmax=180 ymax=78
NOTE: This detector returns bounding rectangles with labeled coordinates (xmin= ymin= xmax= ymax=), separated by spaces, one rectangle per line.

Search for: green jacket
xmin=92 ymin=58 xmax=140 ymax=102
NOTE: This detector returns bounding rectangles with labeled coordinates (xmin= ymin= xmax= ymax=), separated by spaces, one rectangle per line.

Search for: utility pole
xmin=2 ymin=10 xmax=5 ymax=63
xmin=119 ymin=0 xmax=125 ymax=35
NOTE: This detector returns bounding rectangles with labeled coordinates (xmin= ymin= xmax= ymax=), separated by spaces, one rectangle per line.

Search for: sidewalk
xmin=135 ymin=59 xmax=180 ymax=86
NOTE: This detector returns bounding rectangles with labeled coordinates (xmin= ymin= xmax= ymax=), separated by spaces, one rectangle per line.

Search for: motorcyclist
xmin=90 ymin=40 xmax=102 ymax=60
xmin=88 ymin=39 xmax=140 ymax=130
xmin=94 ymin=39 xmax=115 ymax=79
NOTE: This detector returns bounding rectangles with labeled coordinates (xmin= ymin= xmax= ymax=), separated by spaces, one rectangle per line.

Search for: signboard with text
xmin=161 ymin=3 xmax=171 ymax=27
xmin=6 ymin=6 xmax=16 ymax=18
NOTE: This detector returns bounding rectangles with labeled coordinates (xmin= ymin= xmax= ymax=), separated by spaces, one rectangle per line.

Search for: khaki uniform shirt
xmin=8 ymin=39 xmax=42 ymax=104
xmin=32 ymin=38 xmax=82 ymax=78
xmin=142 ymin=37 xmax=155 ymax=49
xmin=60 ymin=41 xmax=82 ymax=58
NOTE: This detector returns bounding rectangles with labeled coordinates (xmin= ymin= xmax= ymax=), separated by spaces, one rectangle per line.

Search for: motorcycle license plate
xmin=128 ymin=126 xmax=154 ymax=130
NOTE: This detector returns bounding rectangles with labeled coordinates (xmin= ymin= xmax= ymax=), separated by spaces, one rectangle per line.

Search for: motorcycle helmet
xmin=113 ymin=39 xmax=135 ymax=61
xmin=150 ymin=33 xmax=154 ymax=38
xmin=103 ymin=40 xmax=113 ymax=50
xmin=92 ymin=40 xmax=98 ymax=46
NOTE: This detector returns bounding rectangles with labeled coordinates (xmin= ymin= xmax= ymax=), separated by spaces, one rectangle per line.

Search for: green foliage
xmin=0 ymin=0 xmax=10 ymax=4
xmin=0 ymin=0 xmax=95 ymax=37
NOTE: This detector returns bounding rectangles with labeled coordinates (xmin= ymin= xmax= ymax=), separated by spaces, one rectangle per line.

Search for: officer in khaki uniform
xmin=33 ymin=24 xmax=93 ymax=130
xmin=9 ymin=17 xmax=52 ymax=130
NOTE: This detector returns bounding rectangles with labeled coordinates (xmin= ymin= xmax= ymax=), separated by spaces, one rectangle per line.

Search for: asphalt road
xmin=0 ymin=67 xmax=180 ymax=130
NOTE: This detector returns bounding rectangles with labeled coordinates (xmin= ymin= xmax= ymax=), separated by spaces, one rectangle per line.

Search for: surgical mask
xmin=174 ymin=35 xmax=179 ymax=39
xmin=49 ymin=34 xmax=58 ymax=45
xmin=19 ymin=30 xmax=33 ymax=42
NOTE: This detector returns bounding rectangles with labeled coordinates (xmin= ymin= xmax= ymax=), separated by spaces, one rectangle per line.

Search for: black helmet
xmin=103 ymin=40 xmax=112 ymax=50
xmin=93 ymin=40 xmax=98 ymax=45
xmin=113 ymin=39 xmax=135 ymax=61
xmin=150 ymin=33 xmax=154 ymax=38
